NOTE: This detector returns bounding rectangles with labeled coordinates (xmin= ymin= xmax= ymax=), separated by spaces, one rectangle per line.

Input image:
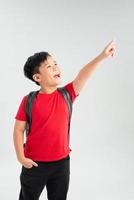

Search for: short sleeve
xmin=15 ymin=96 xmax=27 ymax=121
xmin=64 ymin=81 xmax=79 ymax=103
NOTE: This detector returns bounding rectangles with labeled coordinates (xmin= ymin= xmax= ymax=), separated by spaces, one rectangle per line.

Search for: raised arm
xmin=73 ymin=40 xmax=116 ymax=95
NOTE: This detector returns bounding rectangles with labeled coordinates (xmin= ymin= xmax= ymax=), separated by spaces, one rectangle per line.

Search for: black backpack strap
xmin=57 ymin=87 xmax=72 ymax=138
xmin=25 ymin=90 xmax=39 ymax=136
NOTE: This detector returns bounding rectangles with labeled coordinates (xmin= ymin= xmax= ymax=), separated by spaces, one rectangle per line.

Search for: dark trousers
xmin=19 ymin=155 xmax=70 ymax=200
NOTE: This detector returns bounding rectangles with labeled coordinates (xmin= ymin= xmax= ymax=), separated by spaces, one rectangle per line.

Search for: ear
xmin=33 ymin=74 xmax=41 ymax=84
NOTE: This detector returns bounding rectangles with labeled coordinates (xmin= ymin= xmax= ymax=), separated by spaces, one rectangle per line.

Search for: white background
xmin=0 ymin=0 xmax=134 ymax=199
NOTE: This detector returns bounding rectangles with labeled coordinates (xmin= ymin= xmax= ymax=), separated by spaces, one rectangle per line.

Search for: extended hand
xmin=100 ymin=39 xmax=116 ymax=59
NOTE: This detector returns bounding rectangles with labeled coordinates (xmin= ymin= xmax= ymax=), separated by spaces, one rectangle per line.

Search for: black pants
xmin=19 ymin=155 xmax=70 ymax=200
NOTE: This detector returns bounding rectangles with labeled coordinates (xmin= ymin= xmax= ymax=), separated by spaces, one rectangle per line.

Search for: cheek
xmin=41 ymin=72 xmax=52 ymax=82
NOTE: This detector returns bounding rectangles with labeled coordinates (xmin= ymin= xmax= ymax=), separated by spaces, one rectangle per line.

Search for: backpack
xmin=25 ymin=87 xmax=72 ymax=140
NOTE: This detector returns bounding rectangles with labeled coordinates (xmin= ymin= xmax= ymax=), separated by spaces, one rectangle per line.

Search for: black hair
xmin=24 ymin=51 xmax=51 ymax=85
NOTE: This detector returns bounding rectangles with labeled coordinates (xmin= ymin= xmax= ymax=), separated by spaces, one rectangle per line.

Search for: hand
xmin=100 ymin=39 xmax=116 ymax=59
xmin=20 ymin=157 xmax=38 ymax=169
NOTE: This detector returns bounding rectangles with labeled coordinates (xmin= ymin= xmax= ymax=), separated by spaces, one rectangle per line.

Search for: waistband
xmin=34 ymin=154 xmax=70 ymax=164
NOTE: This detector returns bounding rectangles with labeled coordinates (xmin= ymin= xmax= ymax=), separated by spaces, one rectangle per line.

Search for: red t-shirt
xmin=15 ymin=81 xmax=79 ymax=161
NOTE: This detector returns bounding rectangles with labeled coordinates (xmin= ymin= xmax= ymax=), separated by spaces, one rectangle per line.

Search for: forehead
xmin=44 ymin=56 xmax=55 ymax=65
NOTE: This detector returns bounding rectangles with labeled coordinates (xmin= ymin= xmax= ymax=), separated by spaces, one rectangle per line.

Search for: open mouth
xmin=54 ymin=74 xmax=61 ymax=79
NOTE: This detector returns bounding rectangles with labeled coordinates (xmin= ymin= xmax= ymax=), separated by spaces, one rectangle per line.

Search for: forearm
xmin=13 ymin=130 xmax=25 ymax=163
xmin=73 ymin=53 xmax=107 ymax=95
xmin=79 ymin=53 xmax=105 ymax=80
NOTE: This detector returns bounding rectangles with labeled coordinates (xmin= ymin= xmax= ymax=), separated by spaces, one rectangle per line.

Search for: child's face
xmin=33 ymin=56 xmax=62 ymax=87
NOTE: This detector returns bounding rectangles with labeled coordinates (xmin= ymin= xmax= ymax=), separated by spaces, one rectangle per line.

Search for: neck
xmin=39 ymin=85 xmax=57 ymax=94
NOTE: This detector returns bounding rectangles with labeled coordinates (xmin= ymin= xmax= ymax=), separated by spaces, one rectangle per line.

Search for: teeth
xmin=54 ymin=74 xmax=60 ymax=78
xmin=54 ymin=74 xmax=60 ymax=77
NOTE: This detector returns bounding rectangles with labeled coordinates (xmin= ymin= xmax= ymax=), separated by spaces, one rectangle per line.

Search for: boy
xmin=13 ymin=40 xmax=116 ymax=200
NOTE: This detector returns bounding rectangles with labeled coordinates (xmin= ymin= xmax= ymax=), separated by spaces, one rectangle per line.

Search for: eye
xmin=47 ymin=63 xmax=57 ymax=68
xmin=54 ymin=60 xmax=57 ymax=65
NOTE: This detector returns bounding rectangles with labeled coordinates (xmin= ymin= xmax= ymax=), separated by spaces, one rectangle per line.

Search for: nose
xmin=53 ymin=64 xmax=59 ymax=71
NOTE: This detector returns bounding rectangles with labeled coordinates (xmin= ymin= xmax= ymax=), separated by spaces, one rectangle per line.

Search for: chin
xmin=56 ymin=79 xmax=62 ymax=86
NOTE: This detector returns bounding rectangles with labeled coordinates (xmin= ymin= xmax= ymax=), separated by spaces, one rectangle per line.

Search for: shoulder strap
xmin=57 ymin=87 xmax=72 ymax=139
xmin=25 ymin=90 xmax=39 ymax=136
